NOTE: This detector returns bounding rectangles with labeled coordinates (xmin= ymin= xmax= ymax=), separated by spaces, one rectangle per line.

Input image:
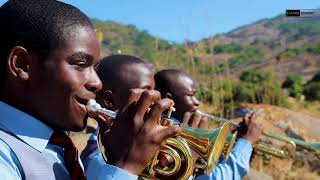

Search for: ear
xmin=165 ymin=92 xmax=173 ymax=100
xmin=101 ymin=90 xmax=115 ymax=109
xmin=7 ymin=46 xmax=30 ymax=82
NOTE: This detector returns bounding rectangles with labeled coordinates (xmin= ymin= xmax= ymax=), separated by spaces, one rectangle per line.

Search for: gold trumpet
xmin=87 ymin=100 xmax=233 ymax=179
xmin=179 ymin=122 xmax=232 ymax=175
xmin=198 ymin=111 xmax=320 ymax=162
xmin=262 ymin=131 xmax=320 ymax=159
xmin=87 ymin=100 xmax=193 ymax=179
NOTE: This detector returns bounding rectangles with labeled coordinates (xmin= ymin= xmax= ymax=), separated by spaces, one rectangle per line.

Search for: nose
xmin=193 ymin=96 xmax=200 ymax=107
xmin=85 ymin=69 xmax=102 ymax=93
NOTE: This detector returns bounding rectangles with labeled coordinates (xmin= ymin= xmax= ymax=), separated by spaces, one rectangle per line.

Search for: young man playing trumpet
xmin=82 ymin=56 xmax=263 ymax=179
xmin=0 ymin=1 xmax=179 ymax=179
xmin=81 ymin=54 xmax=157 ymax=173
xmin=155 ymin=69 xmax=263 ymax=180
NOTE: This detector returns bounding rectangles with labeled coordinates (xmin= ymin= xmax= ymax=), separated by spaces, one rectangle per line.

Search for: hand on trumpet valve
xmin=99 ymin=89 xmax=181 ymax=175
xmin=238 ymin=110 xmax=264 ymax=144
xmin=181 ymin=111 xmax=209 ymax=130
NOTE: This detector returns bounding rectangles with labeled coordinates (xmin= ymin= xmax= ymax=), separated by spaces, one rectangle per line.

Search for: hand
xmin=241 ymin=111 xmax=264 ymax=144
xmin=91 ymin=111 xmax=113 ymax=132
xmin=181 ymin=111 xmax=208 ymax=130
xmin=101 ymin=89 xmax=181 ymax=175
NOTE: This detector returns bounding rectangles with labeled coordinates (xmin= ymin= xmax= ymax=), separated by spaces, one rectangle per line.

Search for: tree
xmin=303 ymin=82 xmax=320 ymax=101
xmin=235 ymin=69 xmax=288 ymax=106
xmin=282 ymin=73 xmax=303 ymax=98
xmin=239 ymin=69 xmax=272 ymax=83
xmin=303 ymin=71 xmax=320 ymax=101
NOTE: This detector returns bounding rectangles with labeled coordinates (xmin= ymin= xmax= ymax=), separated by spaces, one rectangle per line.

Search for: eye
xmin=74 ymin=61 xmax=89 ymax=70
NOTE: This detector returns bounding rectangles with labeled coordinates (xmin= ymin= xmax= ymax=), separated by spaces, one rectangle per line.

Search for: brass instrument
xmin=223 ymin=132 xmax=238 ymax=161
xmin=254 ymin=132 xmax=296 ymax=164
xmin=180 ymin=122 xmax=231 ymax=175
xmin=263 ymin=131 xmax=320 ymax=159
xmin=87 ymin=99 xmax=194 ymax=179
xmin=87 ymin=100 xmax=233 ymax=179
xmin=198 ymin=111 xmax=320 ymax=162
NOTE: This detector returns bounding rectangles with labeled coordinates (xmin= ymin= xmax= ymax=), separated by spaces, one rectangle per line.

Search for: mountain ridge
xmin=92 ymin=13 xmax=320 ymax=82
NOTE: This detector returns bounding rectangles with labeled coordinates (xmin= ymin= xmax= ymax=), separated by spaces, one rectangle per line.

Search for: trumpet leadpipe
xmin=86 ymin=99 xmax=118 ymax=118
xmin=86 ymin=99 xmax=177 ymax=122
xmin=198 ymin=111 xmax=240 ymax=128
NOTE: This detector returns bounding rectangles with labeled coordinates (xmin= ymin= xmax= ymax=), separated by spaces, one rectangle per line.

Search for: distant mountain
xmin=92 ymin=14 xmax=320 ymax=82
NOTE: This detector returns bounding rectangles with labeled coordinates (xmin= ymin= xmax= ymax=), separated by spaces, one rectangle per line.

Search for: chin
xmin=68 ymin=115 xmax=88 ymax=132
xmin=70 ymin=122 xmax=87 ymax=132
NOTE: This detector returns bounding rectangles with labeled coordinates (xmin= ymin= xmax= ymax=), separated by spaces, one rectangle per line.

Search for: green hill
xmin=92 ymin=15 xmax=320 ymax=116
xmin=93 ymin=15 xmax=320 ymax=82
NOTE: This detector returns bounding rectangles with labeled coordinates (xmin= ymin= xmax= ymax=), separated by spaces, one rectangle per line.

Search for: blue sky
xmin=1 ymin=0 xmax=319 ymax=43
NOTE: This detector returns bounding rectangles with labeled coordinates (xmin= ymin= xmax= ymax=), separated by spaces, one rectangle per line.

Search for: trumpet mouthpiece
xmin=86 ymin=99 xmax=117 ymax=118
xmin=87 ymin=99 xmax=101 ymax=112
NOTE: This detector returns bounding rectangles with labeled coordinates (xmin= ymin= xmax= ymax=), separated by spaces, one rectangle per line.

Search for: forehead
xmin=50 ymin=25 xmax=100 ymax=61
xmin=175 ymin=75 xmax=196 ymax=93
xmin=121 ymin=63 xmax=155 ymax=88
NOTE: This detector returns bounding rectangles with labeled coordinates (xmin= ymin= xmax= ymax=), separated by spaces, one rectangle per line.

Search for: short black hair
xmin=154 ymin=69 xmax=187 ymax=97
xmin=0 ymin=0 xmax=93 ymax=96
xmin=96 ymin=54 xmax=152 ymax=91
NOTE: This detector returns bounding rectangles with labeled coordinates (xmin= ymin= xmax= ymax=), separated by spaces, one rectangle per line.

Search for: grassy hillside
xmin=92 ymin=14 xmax=320 ymax=117
xmin=93 ymin=15 xmax=320 ymax=81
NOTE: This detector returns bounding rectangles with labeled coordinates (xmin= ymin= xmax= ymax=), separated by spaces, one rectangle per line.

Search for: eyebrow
xmin=67 ymin=52 xmax=94 ymax=63
xmin=141 ymin=85 xmax=152 ymax=90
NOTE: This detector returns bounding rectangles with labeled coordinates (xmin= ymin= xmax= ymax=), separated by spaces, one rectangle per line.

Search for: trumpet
xmin=198 ymin=111 xmax=320 ymax=162
xmin=87 ymin=100 xmax=233 ymax=179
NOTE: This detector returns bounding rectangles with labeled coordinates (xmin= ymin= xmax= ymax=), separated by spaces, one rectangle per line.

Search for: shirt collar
xmin=0 ymin=101 xmax=53 ymax=152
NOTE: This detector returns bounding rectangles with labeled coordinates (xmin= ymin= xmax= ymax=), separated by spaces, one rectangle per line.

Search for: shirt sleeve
xmin=85 ymin=150 xmax=138 ymax=180
xmin=0 ymin=139 xmax=23 ymax=180
xmin=196 ymin=138 xmax=253 ymax=180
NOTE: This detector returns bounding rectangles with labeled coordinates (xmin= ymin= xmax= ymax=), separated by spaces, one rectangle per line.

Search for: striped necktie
xmin=50 ymin=131 xmax=86 ymax=180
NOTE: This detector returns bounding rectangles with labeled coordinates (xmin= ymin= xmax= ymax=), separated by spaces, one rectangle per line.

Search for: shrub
xmin=213 ymin=43 xmax=243 ymax=54
xmin=303 ymin=71 xmax=320 ymax=101
xmin=303 ymin=82 xmax=320 ymax=101
xmin=282 ymin=73 xmax=303 ymax=98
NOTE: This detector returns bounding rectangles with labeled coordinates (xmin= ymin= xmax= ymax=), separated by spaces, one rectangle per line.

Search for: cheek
xmin=184 ymin=97 xmax=194 ymax=107
xmin=62 ymin=68 xmax=87 ymax=91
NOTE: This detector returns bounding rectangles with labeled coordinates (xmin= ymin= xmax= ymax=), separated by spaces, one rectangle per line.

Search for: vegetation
xmin=197 ymin=69 xmax=288 ymax=118
xmin=91 ymin=15 xmax=320 ymax=118
xmin=278 ymin=19 xmax=320 ymax=41
xmin=277 ymin=48 xmax=301 ymax=60
xmin=282 ymin=73 xmax=303 ymax=98
xmin=213 ymin=43 xmax=243 ymax=54
xmin=236 ymin=69 xmax=287 ymax=106
xmin=306 ymin=43 xmax=320 ymax=54
xmin=303 ymin=71 xmax=320 ymax=101
xmin=228 ymin=47 xmax=261 ymax=68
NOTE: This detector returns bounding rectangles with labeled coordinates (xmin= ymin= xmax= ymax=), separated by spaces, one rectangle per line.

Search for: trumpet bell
xmin=180 ymin=122 xmax=231 ymax=175
xmin=223 ymin=132 xmax=238 ymax=161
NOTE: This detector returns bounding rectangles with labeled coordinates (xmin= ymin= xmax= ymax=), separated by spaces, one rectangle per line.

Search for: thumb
xmin=182 ymin=112 xmax=191 ymax=125
xmin=153 ymin=125 xmax=181 ymax=144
